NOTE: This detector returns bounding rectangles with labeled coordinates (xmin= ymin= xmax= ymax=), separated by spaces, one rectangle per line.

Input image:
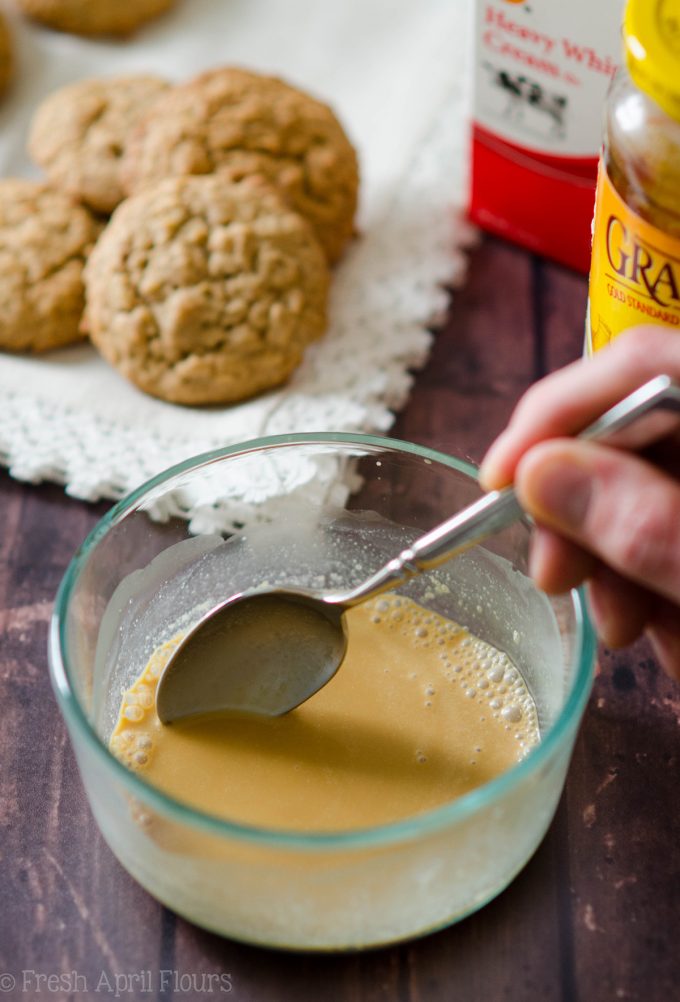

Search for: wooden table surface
xmin=1 ymin=236 xmax=678 ymax=1002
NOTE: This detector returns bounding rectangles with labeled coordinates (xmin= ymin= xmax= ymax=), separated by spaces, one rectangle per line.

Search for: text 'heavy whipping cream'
xmin=469 ymin=0 xmax=624 ymax=272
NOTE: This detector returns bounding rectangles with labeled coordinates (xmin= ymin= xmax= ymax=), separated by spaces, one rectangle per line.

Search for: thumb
xmin=514 ymin=440 xmax=680 ymax=606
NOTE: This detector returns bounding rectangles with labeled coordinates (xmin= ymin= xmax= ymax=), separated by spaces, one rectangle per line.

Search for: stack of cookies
xmin=0 ymin=67 xmax=359 ymax=405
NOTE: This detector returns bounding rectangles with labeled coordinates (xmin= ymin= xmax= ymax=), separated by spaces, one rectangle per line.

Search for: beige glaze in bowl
xmin=49 ymin=434 xmax=595 ymax=950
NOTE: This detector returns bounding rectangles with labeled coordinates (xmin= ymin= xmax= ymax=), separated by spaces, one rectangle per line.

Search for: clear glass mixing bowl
xmin=49 ymin=434 xmax=595 ymax=950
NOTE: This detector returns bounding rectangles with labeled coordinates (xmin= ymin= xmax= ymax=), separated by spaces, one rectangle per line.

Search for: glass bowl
xmin=49 ymin=434 xmax=595 ymax=951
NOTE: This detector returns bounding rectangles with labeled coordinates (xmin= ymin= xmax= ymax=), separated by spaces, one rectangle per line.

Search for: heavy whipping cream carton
xmin=469 ymin=0 xmax=624 ymax=272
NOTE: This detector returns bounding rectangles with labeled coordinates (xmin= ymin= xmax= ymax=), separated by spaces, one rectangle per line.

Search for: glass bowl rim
xmin=49 ymin=432 xmax=596 ymax=852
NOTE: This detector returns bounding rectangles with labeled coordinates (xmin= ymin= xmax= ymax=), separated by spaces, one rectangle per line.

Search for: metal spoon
xmin=156 ymin=375 xmax=680 ymax=724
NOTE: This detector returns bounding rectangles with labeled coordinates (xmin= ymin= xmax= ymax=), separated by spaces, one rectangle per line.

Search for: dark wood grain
xmin=0 ymin=236 xmax=678 ymax=1002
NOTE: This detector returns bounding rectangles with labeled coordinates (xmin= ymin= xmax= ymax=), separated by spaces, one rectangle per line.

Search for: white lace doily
xmin=0 ymin=0 xmax=472 ymax=509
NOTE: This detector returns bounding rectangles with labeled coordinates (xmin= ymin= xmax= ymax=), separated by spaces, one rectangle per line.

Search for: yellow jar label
xmin=587 ymin=159 xmax=680 ymax=353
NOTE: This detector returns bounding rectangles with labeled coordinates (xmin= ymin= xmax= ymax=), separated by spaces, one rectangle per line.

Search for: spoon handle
xmin=338 ymin=375 xmax=680 ymax=605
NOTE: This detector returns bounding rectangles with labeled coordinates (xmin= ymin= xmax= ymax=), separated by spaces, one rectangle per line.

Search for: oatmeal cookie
xmin=0 ymin=180 xmax=99 ymax=352
xmin=0 ymin=10 xmax=13 ymax=99
xmin=122 ymin=67 xmax=359 ymax=264
xmin=29 ymin=75 xmax=171 ymax=215
xmin=16 ymin=0 xmax=174 ymax=36
xmin=84 ymin=175 xmax=330 ymax=405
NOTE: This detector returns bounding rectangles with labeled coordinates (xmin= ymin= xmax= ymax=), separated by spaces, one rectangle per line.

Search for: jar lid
xmin=624 ymin=0 xmax=680 ymax=122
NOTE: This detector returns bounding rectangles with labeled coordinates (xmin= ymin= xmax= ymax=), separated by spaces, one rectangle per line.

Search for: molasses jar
xmin=587 ymin=0 xmax=680 ymax=354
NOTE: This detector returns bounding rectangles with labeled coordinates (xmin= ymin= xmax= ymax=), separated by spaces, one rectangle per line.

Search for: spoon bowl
xmin=157 ymin=589 xmax=347 ymax=721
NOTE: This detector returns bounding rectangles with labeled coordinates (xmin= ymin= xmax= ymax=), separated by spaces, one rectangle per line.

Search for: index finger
xmin=479 ymin=326 xmax=680 ymax=490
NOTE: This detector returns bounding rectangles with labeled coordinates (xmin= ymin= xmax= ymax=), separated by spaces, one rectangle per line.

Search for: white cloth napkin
xmin=0 ymin=0 xmax=472 ymax=511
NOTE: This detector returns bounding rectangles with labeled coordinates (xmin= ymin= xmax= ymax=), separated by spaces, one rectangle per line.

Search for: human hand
xmin=479 ymin=326 xmax=680 ymax=679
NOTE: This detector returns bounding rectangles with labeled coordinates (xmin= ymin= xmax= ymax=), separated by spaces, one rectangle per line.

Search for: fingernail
xmin=479 ymin=434 xmax=509 ymax=490
xmin=586 ymin=582 xmax=610 ymax=643
xmin=527 ymin=531 xmax=550 ymax=587
xmin=519 ymin=454 xmax=593 ymax=529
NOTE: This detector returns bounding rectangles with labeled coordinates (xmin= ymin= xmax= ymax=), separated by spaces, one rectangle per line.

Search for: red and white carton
xmin=469 ymin=0 xmax=623 ymax=272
